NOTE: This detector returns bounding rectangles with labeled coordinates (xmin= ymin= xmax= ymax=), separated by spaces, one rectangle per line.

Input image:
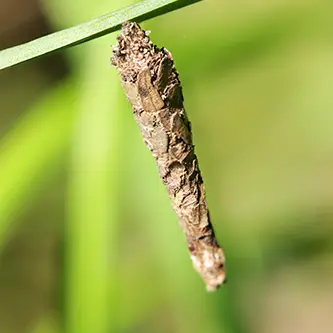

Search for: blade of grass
xmin=0 ymin=0 xmax=201 ymax=71
xmin=0 ymin=79 xmax=77 ymax=251
xmin=65 ymin=39 xmax=121 ymax=333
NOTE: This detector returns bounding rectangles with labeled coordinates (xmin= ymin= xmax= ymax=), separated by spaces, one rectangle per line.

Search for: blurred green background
xmin=1 ymin=0 xmax=333 ymax=332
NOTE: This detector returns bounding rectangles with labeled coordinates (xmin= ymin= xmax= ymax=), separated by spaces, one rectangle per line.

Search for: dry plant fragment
xmin=111 ymin=22 xmax=226 ymax=291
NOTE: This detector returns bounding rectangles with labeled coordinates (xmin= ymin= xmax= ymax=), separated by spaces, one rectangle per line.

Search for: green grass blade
xmin=0 ymin=0 xmax=201 ymax=71
xmin=0 ymin=79 xmax=77 ymax=251
xmin=65 ymin=40 xmax=121 ymax=333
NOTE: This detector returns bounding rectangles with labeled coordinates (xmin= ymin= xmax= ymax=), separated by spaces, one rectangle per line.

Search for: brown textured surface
xmin=111 ymin=21 xmax=226 ymax=291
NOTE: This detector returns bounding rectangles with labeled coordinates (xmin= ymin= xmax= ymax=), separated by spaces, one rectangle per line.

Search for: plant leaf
xmin=0 ymin=0 xmax=201 ymax=70
xmin=0 ymin=79 xmax=77 ymax=251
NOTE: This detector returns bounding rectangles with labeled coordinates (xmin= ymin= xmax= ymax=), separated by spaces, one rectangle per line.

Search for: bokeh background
xmin=1 ymin=0 xmax=333 ymax=332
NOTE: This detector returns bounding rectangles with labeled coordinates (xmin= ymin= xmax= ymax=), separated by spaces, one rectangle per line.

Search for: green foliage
xmin=0 ymin=79 xmax=77 ymax=250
